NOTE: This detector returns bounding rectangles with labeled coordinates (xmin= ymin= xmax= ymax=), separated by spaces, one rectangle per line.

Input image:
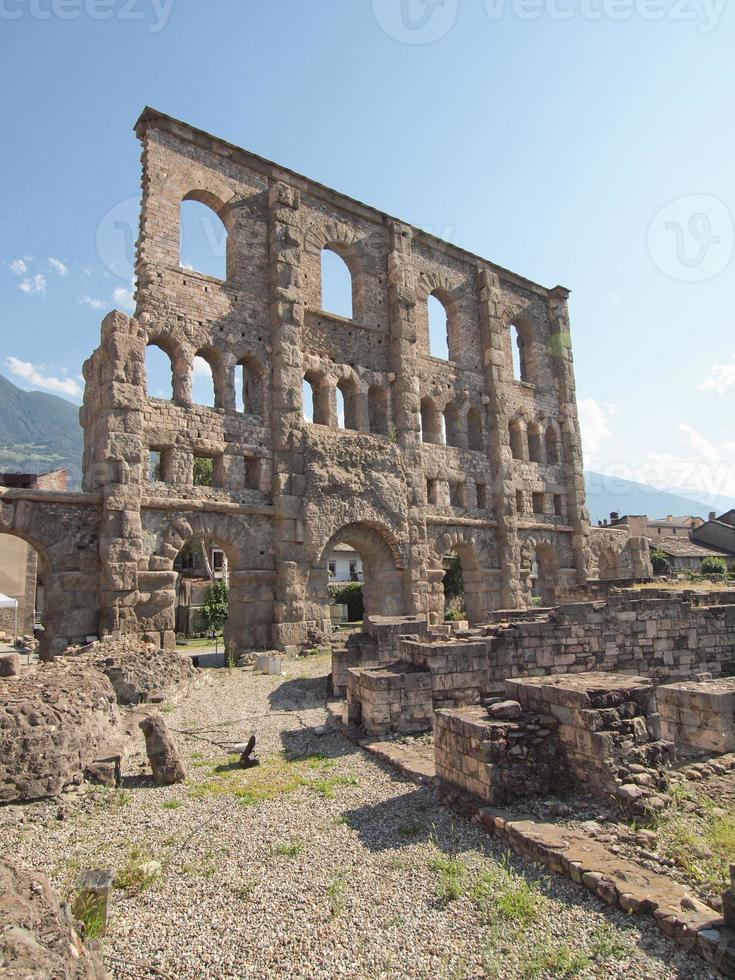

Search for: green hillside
xmin=0 ymin=374 xmax=83 ymax=487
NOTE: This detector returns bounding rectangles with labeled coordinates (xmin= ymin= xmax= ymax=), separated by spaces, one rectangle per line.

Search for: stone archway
xmin=306 ymin=521 xmax=407 ymax=628
xmin=522 ymin=533 xmax=561 ymax=606
xmin=428 ymin=528 xmax=501 ymax=626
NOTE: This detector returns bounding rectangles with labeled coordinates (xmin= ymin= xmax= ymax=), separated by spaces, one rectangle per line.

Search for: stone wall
xmin=1 ymin=108 xmax=646 ymax=656
xmin=658 ymin=677 xmax=735 ymax=754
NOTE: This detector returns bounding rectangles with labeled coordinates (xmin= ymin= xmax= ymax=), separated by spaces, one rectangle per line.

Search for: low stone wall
xmin=346 ymin=663 xmax=432 ymax=736
xmin=434 ymin=702 xmax=564 ymax=804
xmin=506 ymin=673 xmax=673 ymax=805
xmin=332 ymin=614 xmax=430 ymax=696
xmin=658 ymin=677 xmax=735 ymax=754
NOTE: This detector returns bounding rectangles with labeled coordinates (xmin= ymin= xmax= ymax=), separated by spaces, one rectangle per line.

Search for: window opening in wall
xmin=302 ymin=378 xmax=315 ymax=423
xmin=510 ymin=324 xmax=529 ymax=382
xmin=193 ymin=456 xmax=214 ymax=487
xmin=148 ymin=450 xmax=163 ymax=482
xmin=180 ymin=198 xmax=227 ymax=280
xmin=427 ymin=479 xmax=440 ymax=505
xmin=192 ymin=355 xmax=216 ymax=408
xmin=476 ymin=483 xmax=487 ymax=509
xmin=516 ymin=490 xmax=525 ymax=515
xmin=554 ymin=494 xmax=564 ymax=517
xmin=321 ymin=247 xmax=353 ymax=319
xmin=532 ymin=492 xmax=545 ymax=514
xmin=428 ymin=293 xmax=450 ymax=360
xmin=145 ymin=343 xmax=174 ymax=400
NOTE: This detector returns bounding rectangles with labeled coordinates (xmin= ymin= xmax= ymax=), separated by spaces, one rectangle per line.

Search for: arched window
xmin=467 ymin=406 xmax=484 ymax=452
xmin=337 ymin=379 xmax=359 ymax=431
xmin=428 ymin=293 xmax=450 ymax=361
xmin=510 ymin=323 xmax=530 ymax=383
xmin=235 ymin=357 xmax=264 ymax=415
xmin=320 ymin=247 xmax=353 ymax=319
xmin=420 ymin=397 xmax=445 ymax=445
xmin=144 ymin=342 xmax=174 ymax=400
xmin=545 ymin=426 xmax=560 ymax=464
xmin=180 ymin=196 xmax=227 ymax=280
xmin=303 ymin=373 xmax=330 ymax=426
xmin=368 ymin=385 xmax=389 ymax=436
xmin=444 ymin=401 xmax=465 ymax=449
xmin=509 ymin=421 xmax=526 ymax=461
xmin=192 ymin=349 xmax=220 ymax=408
xmin=528 ymin=424 xmax=544 ymax=464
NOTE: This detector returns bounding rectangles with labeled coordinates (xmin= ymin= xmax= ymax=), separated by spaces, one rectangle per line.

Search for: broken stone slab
xmin=0 ymin=652 xmax=19 ymax=677
xmin=72 ymin=868 xmax=115 ymax=939
xmin=486 ymin=699 xmax=522 ymax=720
xmin=139 ymin=714 xmax=186 ymax=785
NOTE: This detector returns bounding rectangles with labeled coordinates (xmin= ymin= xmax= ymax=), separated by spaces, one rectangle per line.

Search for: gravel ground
xmin=1 ymin=654 xmax=716 ymax=980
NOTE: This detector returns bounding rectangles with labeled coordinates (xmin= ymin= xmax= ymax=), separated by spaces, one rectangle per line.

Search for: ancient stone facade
xmin=0 ymin=108 xmax=648 ymax=657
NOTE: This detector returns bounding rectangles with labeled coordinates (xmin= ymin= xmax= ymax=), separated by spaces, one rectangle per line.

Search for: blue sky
xmin=1 ymin=0 xmax=734 ymax=501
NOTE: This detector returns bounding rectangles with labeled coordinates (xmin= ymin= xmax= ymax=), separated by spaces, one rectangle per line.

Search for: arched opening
xmin=308 ymin=523 xmax=405 ymax=628
xmin=510 ymin=323 xmax=530 ymax=383
xmin=144 ymin=342 xmax=175 ymax=400
xmin=530 ymin=543 xmax=559 ymax=606
xmin=337 ymin=378 xmax=359 ymax=431
xmin=303 ymin=372 xmax=330 ymax=426
xmin=440 ymin=541 xmax=491 ymax=626
xmin=428 ymin=292 xmax=450 ymax=360
xmin=368 ymin=385 xmax=390 ymax=436
xmin=467 ymin=406 xmax=484 ymax=452
xmin=192 ymin=351 xmax=218 ymax=408
xmin=420 ymin=397 xmax=445 ymax=445
xmin=235 ymin=357 xmax=264 ymax=416
xmin=545 ymin=426 xmax=560 ymax=464
xmin=180 ymin=196 xmax=227 ymax=280
xmin=0 ymin=532 xmax=44 ymax=646
xmin=528 ymin=424 xmax=544 ymax=464
xmin=509 ymin=421 xmax=526 ymax=461
xmin=444 ymin=401 xmax=465 ymax=449
xmin=320 ymin=247 xmax=353 ymax=319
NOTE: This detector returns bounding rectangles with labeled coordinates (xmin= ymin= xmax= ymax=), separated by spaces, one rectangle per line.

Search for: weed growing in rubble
xmin=428 ymin=853 xmax=466 ymax=902
xmin=113 ymin=846 xmax=161 ymax=895
xmin=275 ymin=840 xmax=305 ymax=858
xmin=327 ymin=874 xmax=346 ymax=916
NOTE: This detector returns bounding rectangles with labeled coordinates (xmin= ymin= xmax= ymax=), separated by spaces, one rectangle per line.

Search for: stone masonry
xmin=0 ymin=108 xmax=649 ymax=658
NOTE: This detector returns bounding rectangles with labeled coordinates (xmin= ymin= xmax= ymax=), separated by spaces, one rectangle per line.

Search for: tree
xmin=700 ymin=556 xmax=727 ymax=575
xmin=443 ymin=555 xmax=464 ymax=600
xmin=650 ymin=548 xmax=672 ymax=575
xmin=193 ymin=456 xmax=214 ymax=486
xmin=201 ymin=581 xmax=228 ymax=634
xmin=327 ymin=581 xmax=364 ymax=621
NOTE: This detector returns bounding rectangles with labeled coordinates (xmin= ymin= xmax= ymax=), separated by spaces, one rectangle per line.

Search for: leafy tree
xmin=650 ymin=548 xmax=672 ymax=575
xmin=201 ymin=581 xmax=228 ymax=634
xmin=193 ymin=456 xmax=214 ymax=486
xmin=327 ymin=581 xmax=364 ymax=621
xmin=443 ymin=555 xmax=464 ymax=600
xmin=700 ymin=556 xmax=727 ymax=575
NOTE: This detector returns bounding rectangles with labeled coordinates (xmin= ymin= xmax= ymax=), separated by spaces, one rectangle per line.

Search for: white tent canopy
xmin=0 ymin=593 xmax=18 ymax=639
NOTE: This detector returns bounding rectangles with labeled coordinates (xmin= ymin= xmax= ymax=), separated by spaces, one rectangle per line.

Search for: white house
xmin=327 ymin=543 xmax=363 ymax=582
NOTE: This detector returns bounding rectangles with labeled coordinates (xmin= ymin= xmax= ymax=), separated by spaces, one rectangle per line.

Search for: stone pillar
xmin=477 ymin=268 xmax=525 ymax=610
xmin=387 ymin=221 xmax=430 ymax=620
xmin=547 ymin=287 xmax=589 ymax=586
xmin=267 ymin=181 xmax=309 ymax=648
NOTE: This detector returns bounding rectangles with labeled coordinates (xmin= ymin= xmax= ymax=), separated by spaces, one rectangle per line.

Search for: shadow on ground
xmin=268 ymin=673 xmax=328 ymax=711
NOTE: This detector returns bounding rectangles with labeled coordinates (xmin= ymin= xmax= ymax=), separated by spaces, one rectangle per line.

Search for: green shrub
xmin=701 ymin=556 xmax=727 ymax=575
xmin=328 ymin=581 xmax=364 ymax=621
xmin=201 ymin=581 xmax=228 ymax=633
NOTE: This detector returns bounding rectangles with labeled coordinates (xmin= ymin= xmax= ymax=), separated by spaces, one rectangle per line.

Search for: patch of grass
xmin=589 ymin=923 xmax=630 ymax=961
xmin=334 ymin=814 xmax=348 ymax=826
xmin=234 ymin=879 xmax=257 ymax=901
xmin=522 ymin=940 xmax=591 ymax=978
xmin=275 ymin=840 xmax=305 ymax=858
xmin=309 ymin=775 xmax=359 ymax=799
xmin=161 ymin=799 xmax=182 ymax=810
xmin=160 ymin=703 xmax=175 ymax=714
xmin=429 ymin=853 xmax=466 ymax=902
xmin=327 ymin=874 xmax=346 ymax=917
xmin=72 ymin=891 xmax=106 ymax=939
xmin=472 ymin=861 xmax=545 ymax=927
xmin=398 ymin=822 xmax=425 ymax=837
xmin=113 ymin=846 xmax=161 ymax=895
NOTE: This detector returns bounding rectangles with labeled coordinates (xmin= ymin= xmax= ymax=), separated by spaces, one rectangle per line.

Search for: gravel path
xmin=1 ymin=655 xmax=715 ymax=979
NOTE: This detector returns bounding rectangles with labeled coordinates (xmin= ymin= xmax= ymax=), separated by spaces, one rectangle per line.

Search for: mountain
xmin=0 ymin=374 xmax=83 ymax=488
xmin=584 ymin=471 xmax=732 ymax=525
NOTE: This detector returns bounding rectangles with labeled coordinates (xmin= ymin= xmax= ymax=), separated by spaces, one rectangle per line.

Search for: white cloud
xmin=9 ymin=259 xmax=27 ymax=276
xmin=4 ymin=356 xmax=82 ymax=400
xmin=678 ymin=424 xmax=720 ymax=463
xmin=578 ymin=398 xmax=618 ymax=456
xmin=79 ymin=295 xmax=105 ymax=310
xmin=112 ymin=285 xmax=135 ymax=312
xmin=192 ymin=356 xmax=213 ymax=378
xmin=636 ymin=424 xmax=735 ymax=500
xmin=48 ymin=257 xmax=68 ymax=277
xmin=700 ymin=356 xmax=735 ymax=396
xmin=17 ymin=274 xmax=46 ymax=296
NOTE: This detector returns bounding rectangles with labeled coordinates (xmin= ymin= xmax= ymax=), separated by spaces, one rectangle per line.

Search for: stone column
xmin=477 ymin=268 xmax=525 ymax=610
xmin=387 ymin=221 xmax=430 ymax=620
xmin=267 ymin=181 xmax=309 ymax=648
xmin=547 ymin=286 xmax=589 ymax=586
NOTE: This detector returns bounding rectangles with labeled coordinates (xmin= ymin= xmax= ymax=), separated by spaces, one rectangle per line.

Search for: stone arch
xmin=236 ymin=353 xmax=266 ymax=416
xmin=589 ymin=534 xmax=627 ymax=581
xmin=193 ymin=344 xmax=226 ymax=409
xmin=305 ymin=220 xmax=369 ymax=322
xmin=368 ymin=383 xmax=390 ymax=435
xmin=306 ymin=521 xmax=407 ymax=624
xmin=508 ymin=317 xmax=534 ymax=384
xmin=522 ymin=533 xmax=561 ymax=606
xmin=509 ymin=417 xmax=527 ymax=461
xmin=420 ymin=395 xmax=445 ymax=445
xmin=419 ymin=272 xmax=463 ymax=362
xmin=145 ymin=332 xmax=190 ymax=404
xmin=428 ymin=527 xmax=500 ymax=626
xmin=545 ymin=423 xmax=561 ymax=464
xmin=444 ymin=399 xmax=466 ymax=449
xmin=143 ymin=511 xmax=274 ymax=651
xmin=527 ymin=420 xmax=545 ymax=464
xmin=467 ymin=404 xmax=485 ymax=453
